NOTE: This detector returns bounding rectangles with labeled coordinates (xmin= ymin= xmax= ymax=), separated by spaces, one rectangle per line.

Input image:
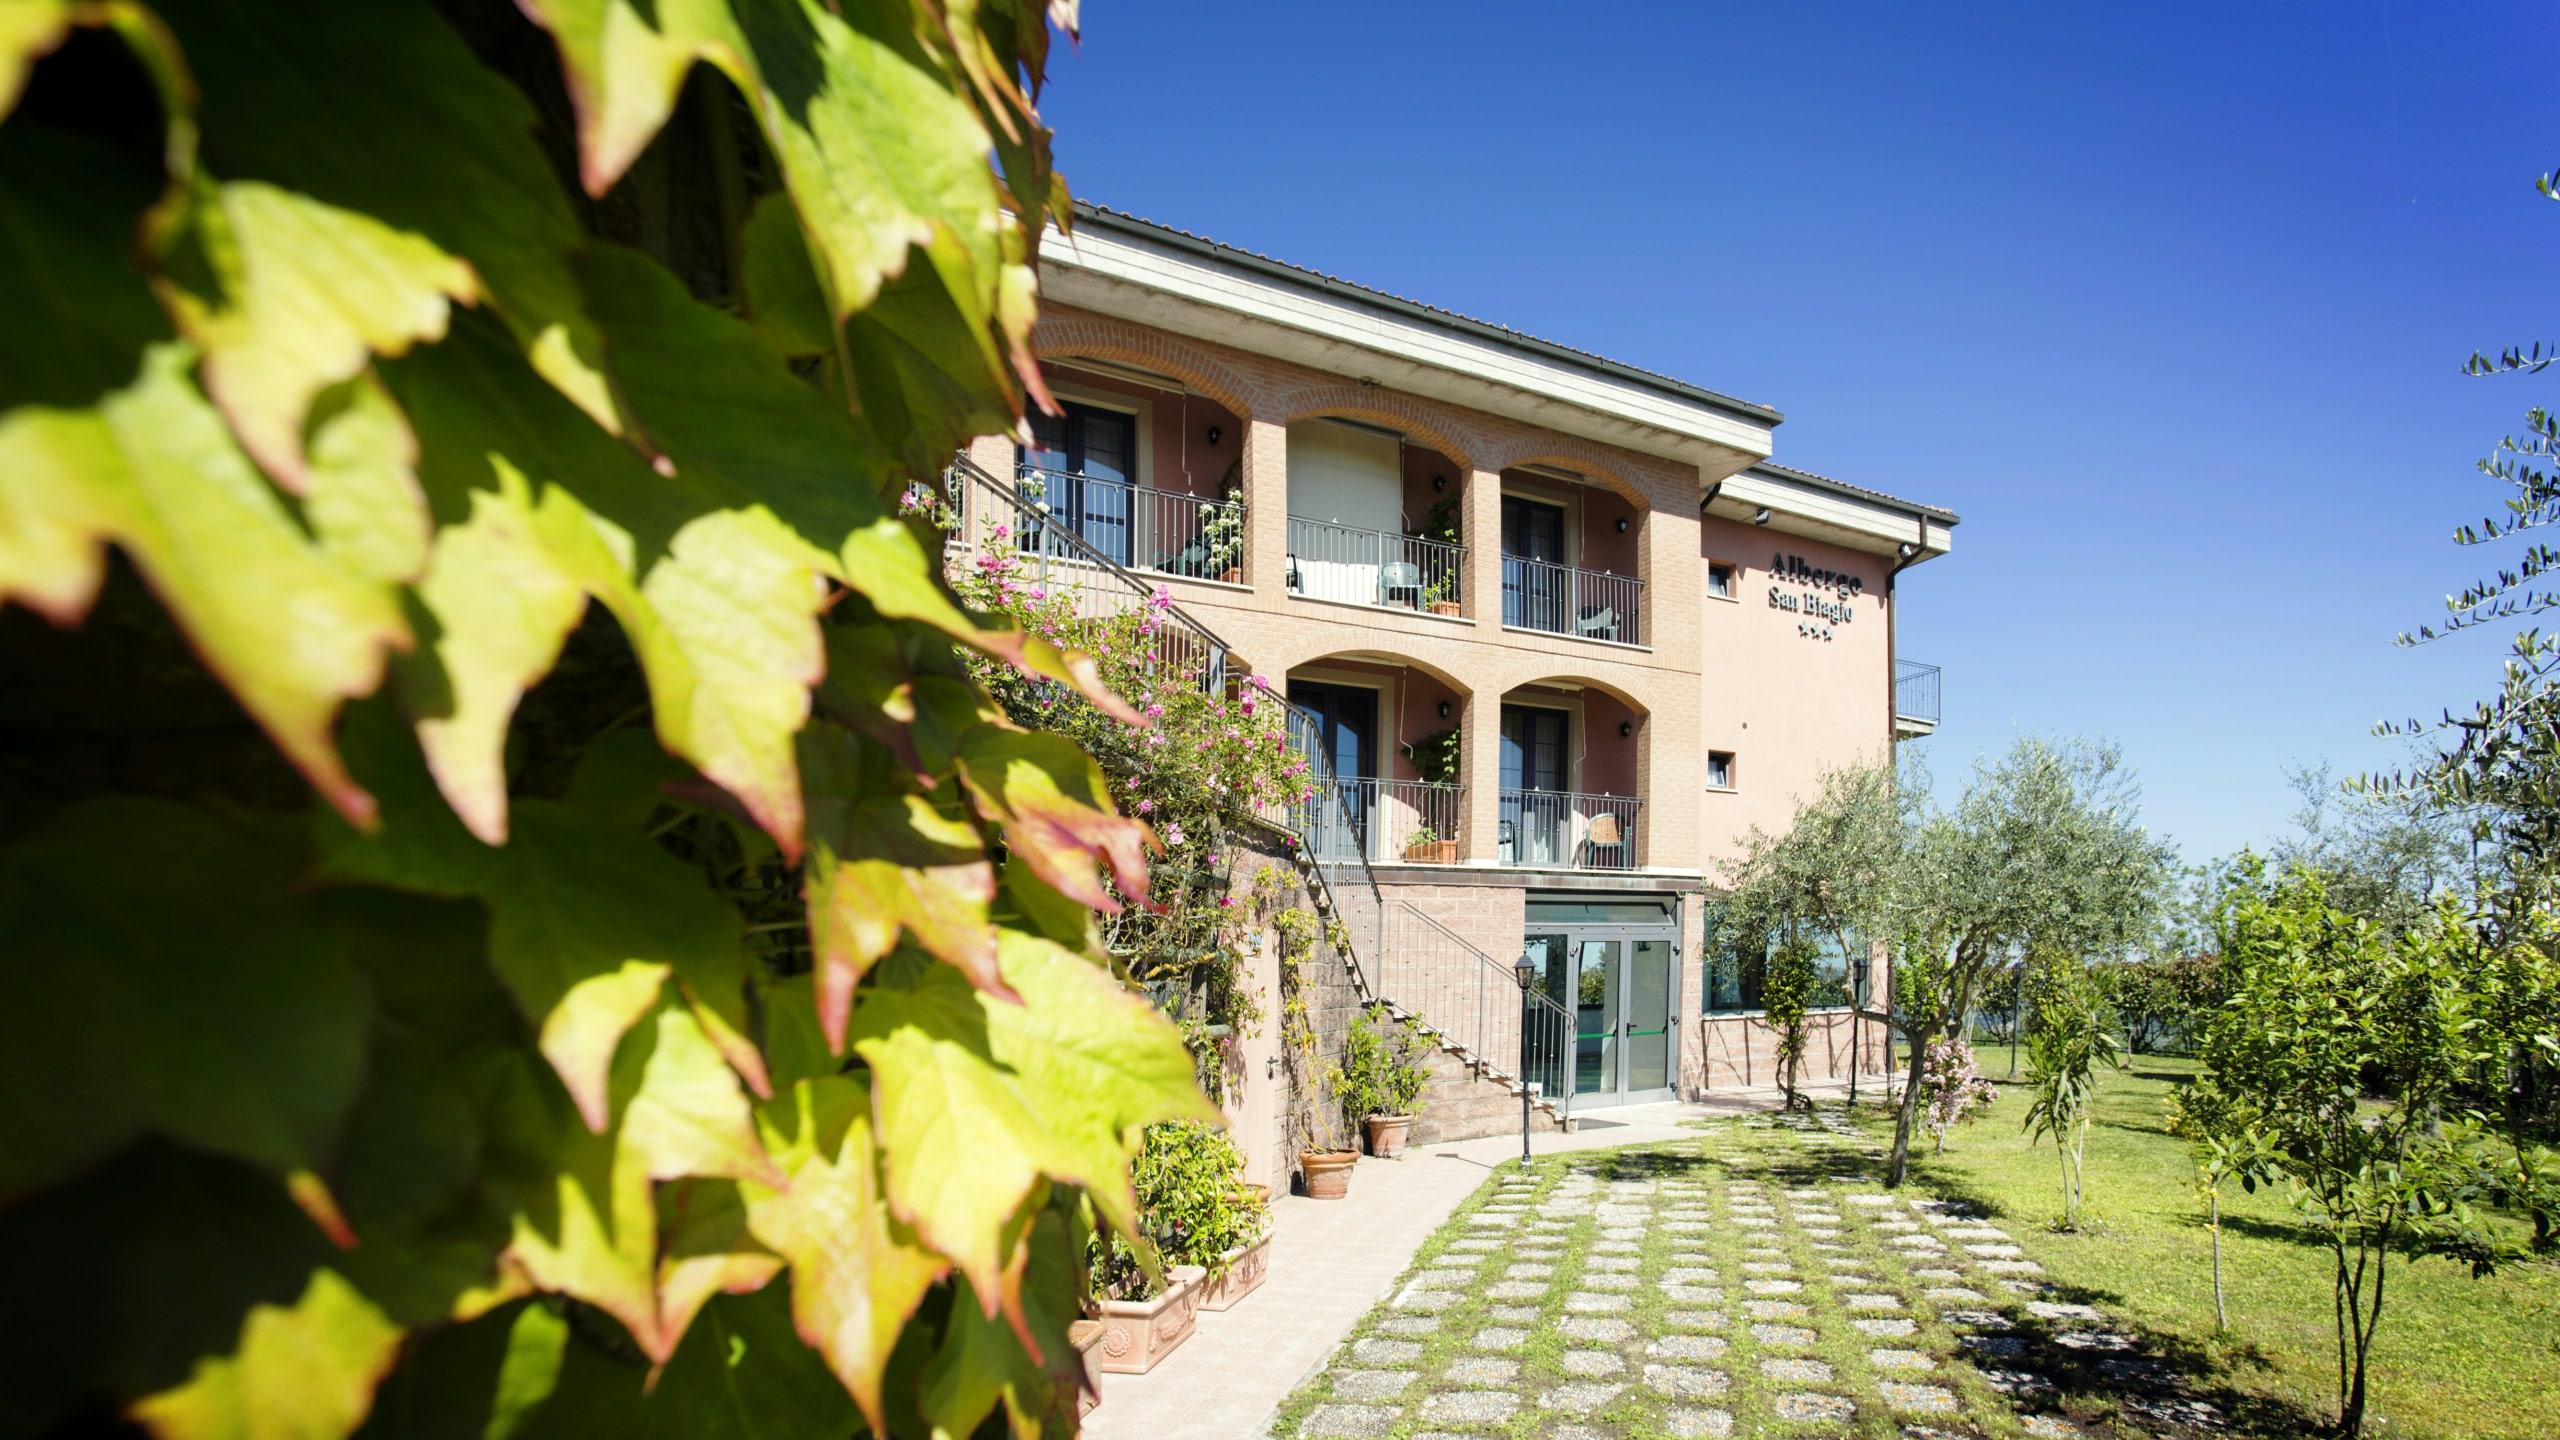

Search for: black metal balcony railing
xmin=1894 ymin=658 xmax=1941 ymax=728
xmin=1013 ymin=464 xmax=1244 ymax=581
xmin=1501 ymin=554 xmax=1643 ymax=645
xmin=1283 ymin=515 xmax=1466 ymax=612
xmin=1496 ymin=789 xmax=1642 ymax=871
xmin=1289 ymin=777 xmax=1465 ymax=865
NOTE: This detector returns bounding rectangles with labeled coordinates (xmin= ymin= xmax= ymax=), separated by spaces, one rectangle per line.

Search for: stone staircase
xmin=1288 ymin=852 xmax=1569 ymax=1141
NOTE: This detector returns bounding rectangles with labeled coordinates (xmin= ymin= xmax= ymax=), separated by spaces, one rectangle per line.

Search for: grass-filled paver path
xmin=1276 ymin=1109 xmax=2225 ymax=1439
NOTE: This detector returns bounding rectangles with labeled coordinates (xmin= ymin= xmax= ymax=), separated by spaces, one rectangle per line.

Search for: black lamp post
xmin=1849 ymin=951 xmax=1872 ymax=1105
xmin=1513 ymin=953 xmax=1537 ymax=1170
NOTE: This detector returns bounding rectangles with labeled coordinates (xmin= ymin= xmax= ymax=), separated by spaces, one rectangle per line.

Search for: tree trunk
xmin=2209 ymin=1189 xmax=2226 ymax=1331
xmin=1886 ymin=1022 xmax=1933 ymax=1187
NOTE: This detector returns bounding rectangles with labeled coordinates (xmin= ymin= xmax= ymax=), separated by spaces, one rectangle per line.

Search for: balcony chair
xmin=1578 ymin=811 xmax=1627 ymax=869
xmin=1574 ymin=605 xmax=1620 ymax=642
xmin=1378 ymin=560 xmax=1423 ymax=609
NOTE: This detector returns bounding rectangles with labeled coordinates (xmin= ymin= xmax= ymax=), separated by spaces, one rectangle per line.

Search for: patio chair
xmin=1579 ymin=811 xmax=1627 ymax=869
xmin=1574 ymin=605 xmax=1620 ymax=642
xmin=1378 ymin=560 xmax=1423 ymax=609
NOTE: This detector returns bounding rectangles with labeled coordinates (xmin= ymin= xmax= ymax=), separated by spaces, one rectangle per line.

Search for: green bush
xmin=1089 ymin=1122 xmax=1267 ymax=1300
xmin=1332 ymin=1004 xmax=1429 ymax=1123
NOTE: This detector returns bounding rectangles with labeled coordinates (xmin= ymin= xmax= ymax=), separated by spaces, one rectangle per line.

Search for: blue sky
xmin=1040 ymin=3 xmax=2560 ymax=865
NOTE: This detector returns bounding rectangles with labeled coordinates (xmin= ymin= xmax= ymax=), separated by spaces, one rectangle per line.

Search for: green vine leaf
xmin=800 ymin=719 xmax=1004 ymax=1050
xmin=0 ymin=0 xmax=70 ymax=120
xmin=850 ymin=936 xmax=1215 ymax=1304
xmin=0 ymin=798 xmax=371 ymax=1239
xmin=154 ymin=0 xmax=625 ymax=436
xmin=153 ymin=176 xmax=477 ymax=491
xmin=0 ymin=343 xmax=412 ymax=826
xmin=127 ymin=1267 xmax=406 ymax=1440
xmin=741 ymin=1077 xmax=948 ymax=1432
xmin=654 ymin=1179 xmax=783 ymax=1362
xmin=303 ymin=378 xmax=434 ymax=586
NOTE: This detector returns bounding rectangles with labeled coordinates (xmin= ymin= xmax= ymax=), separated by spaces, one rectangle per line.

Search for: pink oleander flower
xmin=1218 ymin=895 xmax=1235 ymax=908
xmin=991 ymin=522 xmax=1011 ymax=541
xmin=1165 ymin=822 xmax=1186 ymax=846
xmin=1144 ymin=703 xmax=1164 ymax=719
xmin=1137 ymin=799 xmax=1154 ymax=814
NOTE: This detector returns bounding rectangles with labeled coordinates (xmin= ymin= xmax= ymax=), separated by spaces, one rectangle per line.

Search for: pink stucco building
xmin=964 ymin=205 xmax=1957 ymax=1145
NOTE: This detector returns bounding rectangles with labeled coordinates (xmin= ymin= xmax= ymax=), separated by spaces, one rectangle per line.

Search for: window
xmin=1706 ymin=751 xmax=1736 ymax=791
xmin=1703 ymin=909 xmax=1858 ymax=1013
xmin=1018 ymin=399 xmax=1138 ymax=563
xmin=1707 ymin=559 xmax=1736 ymax=600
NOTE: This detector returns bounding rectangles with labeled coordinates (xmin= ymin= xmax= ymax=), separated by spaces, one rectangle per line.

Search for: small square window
xmin=1706 ymin=560 xmax=1736 ymax=600
xmin=1707 ymin=751 xmax=1736 ymax=790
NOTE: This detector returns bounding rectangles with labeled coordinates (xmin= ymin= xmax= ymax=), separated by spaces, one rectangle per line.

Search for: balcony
xmin=1497 ymin=788 xmax=1642 ymax=871
xmin=1501 ymin=555 xmax=1643 ymax=646
xmin=1294 ymin=778 xmax=1465 ymax=864
xmin=1015 ymin=464 xmax=1243 ymax=581
xmin=1894 ymin=658 xmax=1940 ymax=737
xmin=1284 ymin=515 xmax=1466 ymax=614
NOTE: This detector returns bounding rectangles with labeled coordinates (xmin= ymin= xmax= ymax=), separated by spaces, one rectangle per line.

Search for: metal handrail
xmin=1382 ymin=900 xmax=1574 ymax=1123
xmin=944 ymin=452 xmax=1238 ymax=695
xmin=1284 ymin=515 xmax=1466 ymax=612
xmin=1297 ymin=777 xmax=1464 ymax=864
xmin=1015 ymin=463 xmax=1245 ymax=582
xmin=1270 ymin=696 xmax=1385 ymax=991
xmin=1496 ymin=788 xmax=1643 ymax=871
xmin=1894 ymin=658 xmax=1941 ymax=726
xmin=1501 ymin=553 xmax=1644 ymax=645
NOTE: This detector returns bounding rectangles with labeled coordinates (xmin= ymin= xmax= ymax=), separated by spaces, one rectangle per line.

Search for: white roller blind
xmin=1285 ymin=419 xmax=1401 ymax=530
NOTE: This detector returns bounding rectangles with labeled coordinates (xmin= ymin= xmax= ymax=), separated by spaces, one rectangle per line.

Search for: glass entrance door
xmin=1554 ymin=929 xmax=1678 ymax=1105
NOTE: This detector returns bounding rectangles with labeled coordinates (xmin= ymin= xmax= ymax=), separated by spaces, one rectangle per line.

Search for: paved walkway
xmin=1085 ymin=1084 xmax=1875 ymax=1440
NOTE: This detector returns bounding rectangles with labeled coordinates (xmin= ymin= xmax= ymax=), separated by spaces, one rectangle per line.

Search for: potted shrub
xmin=1086 ymin=1121 xmax=1250 ymax=1373
xmin=1085 ymin=1252 xmax=1201 ymax=1375
xmin=1420 ymin=572 xmax=1462 ymax=616
xmin=1331 ymin=1004 xmax=1431 ymax=1159
xmin=1197 ymin=1181 xmax=1274 ymax=1311
xmin=1201 ymin=484 xmax=1245 ymax=583
xmin=1137 ymin=1123 xmax=1272 ymax=1312
xmin=1401 ymin=823 xmax=1458 ymax=865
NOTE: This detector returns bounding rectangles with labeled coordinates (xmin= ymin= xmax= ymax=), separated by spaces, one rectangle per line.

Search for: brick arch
xmin=1267 ymin=384 xmax=1479 ymax=471
xmin=1285 ymin=647 xmax=1475 ymax=700
xmin=1498 ymin=672 xmax=1650 ymax=717
xmin=1031 ymin=316 xmax=1261 ymax=421
xmin=1479 ymin=439 xmax=1649 ymax=509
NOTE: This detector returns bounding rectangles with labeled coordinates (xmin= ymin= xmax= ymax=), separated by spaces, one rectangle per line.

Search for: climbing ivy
xmin=0 ymin=3 xmax=1216 ymax=1437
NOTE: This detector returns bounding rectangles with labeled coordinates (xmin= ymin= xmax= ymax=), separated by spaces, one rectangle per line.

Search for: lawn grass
xmin=1875 ymin=1054 xmax=2560 ymax=1440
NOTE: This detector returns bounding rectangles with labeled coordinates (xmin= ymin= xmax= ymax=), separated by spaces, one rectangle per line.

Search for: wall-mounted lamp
xmin=1206 ymin=424 xmax=1223 ymax=446
xmin=1437 ymin=700 xmax=1453 ymax=720
xmin=1432 ymin=473 xmax=1449 ymax=492
xmin=1751 ymin=507 xmax=1772 ymax=526
xmin=1896 ymin=542 xmax=1918 ymax=560
xmin=1618 ymin=720 xmax=1634 ymax=738
xmin=1614 ymin=517 xmax=1629 ymax=533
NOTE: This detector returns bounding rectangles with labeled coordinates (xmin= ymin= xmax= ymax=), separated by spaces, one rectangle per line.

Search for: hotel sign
xmin=1766 ymin=552 xmax=1862 ymax=642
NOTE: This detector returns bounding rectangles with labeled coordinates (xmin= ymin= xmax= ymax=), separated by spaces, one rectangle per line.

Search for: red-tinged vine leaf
xmin=0 ymin=798 xmax=369 ymax=1235
xmin=814 ymin=621 xmax=927 ymax=777
xmin=741 ymin=1077 xmax=948 ymax=1431
xmin=302 ymin=377 xmax=433 ymax=586
xmin=952 ymin=726 xmax=1155 ymax=914
xmin=127 ymin=1267 xmax=406 ymax=1440
xmin=152 ymin=176 xmax=478 ymax=491
xmin=801 ymin=720 xmax=1005 ymax=1049
xmin=914 ymin=1204 xmax=1087 ymax=1439
xmin=849 ymin=937 xmax=1215 ymax=1304
xmin=474 ymin=1050 xmax=666 ymax=1362
xmin=400 ymin=475 xmax=589 ymax=845
xmin=655 ymin=1180 xmax=783 ymax=1361
xmin=153 ymin=0 xmax=625 ymax=435
xmin=0 ymin=344 xmax=411 ymax=827
xmin=508 ymin=0 xmax=747 ymax=196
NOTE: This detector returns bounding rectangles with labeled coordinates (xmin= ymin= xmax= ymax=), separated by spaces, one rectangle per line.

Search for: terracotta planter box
xmin=1197 ymin=1232 xmax=1272 ymax=1311
xmin=1069 ymin=1319 xmax=1106 ymax=1416
xmin=1364 ymin=1113 xmax=1415 ymax=1159
xmin=1091 ymin=1266 xmax=1202 ymax=1375
xmin=1429 ymin=600 xmax=1461 ymax=616
xmin=1300 ymin=1147 xmax=1357 ymax=1199
xmin=1402 ymin=840 xmax=1457 ymax=864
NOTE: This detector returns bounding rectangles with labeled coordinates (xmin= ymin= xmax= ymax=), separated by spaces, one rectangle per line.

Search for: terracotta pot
xmin=1429 ymin=600 xmax=1461 ymax=616
xmin=1300 ymin=1147 xmax=1357 ymax=1199
xmin=1197 ymin=1232 xmax=1272 ymax=1311
xmin=1218 ymin=567 xmax=1242 ymax=585
xmin=1364 ymin=1113 xmax=1416 ymax=1159
xmin=1068 ymin=1319 xmax=1107 ymax=1416
xmin=1402 ymin=839 xmax=1458 ymax=865
xmin=1091 ymin=1266 xmax=1202 ymax=1374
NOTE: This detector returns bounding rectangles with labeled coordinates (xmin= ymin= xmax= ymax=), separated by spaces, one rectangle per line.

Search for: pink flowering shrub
xmin=1922 ymin=1035 xmax=2001 ymax=1154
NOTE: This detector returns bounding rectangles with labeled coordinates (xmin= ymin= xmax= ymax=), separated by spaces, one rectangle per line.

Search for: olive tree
xmin=1718 ymin=758 xmax=1912 ymax=1102
xmin=1885 ymin=738 xmax=2173 ymax=1187
xmin=1761 ymin=933 xmax=1819 ymax=1110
